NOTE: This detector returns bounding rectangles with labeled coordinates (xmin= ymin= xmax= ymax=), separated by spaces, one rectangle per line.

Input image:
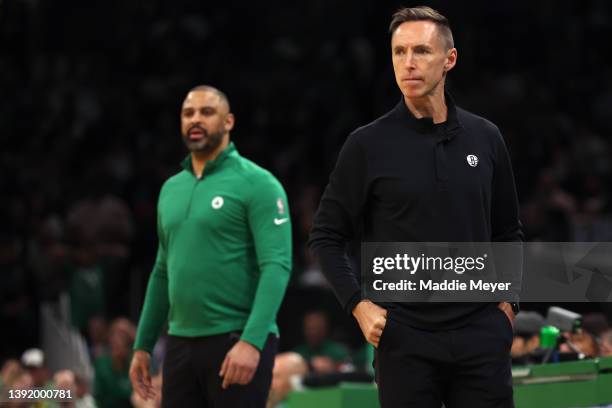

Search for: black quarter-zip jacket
xmin=309 ymin=93 xmax=522 ymax=330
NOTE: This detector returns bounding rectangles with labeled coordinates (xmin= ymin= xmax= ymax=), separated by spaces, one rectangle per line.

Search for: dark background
xmin=2 ymin=0 xmax=612 ymax=361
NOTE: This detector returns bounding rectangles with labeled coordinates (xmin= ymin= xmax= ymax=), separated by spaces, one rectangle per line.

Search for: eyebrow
xmin=393 ymin=43 xmax=434 ymax=52
xmin=181 ymin=106 xmax=217 ymax=112
xmin=414 ymin=44 xmax=433 ymax=51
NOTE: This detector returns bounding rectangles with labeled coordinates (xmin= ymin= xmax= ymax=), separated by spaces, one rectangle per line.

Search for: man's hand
xmin=219 ymin=340 xmax=261 ymax=389
xmin=352 ymin=300 xmax=387 ymax=348
xmin=498 ymin=302 xmax=516 ymax=328
xmin=129 ymin=350 xmax=155 ymax=401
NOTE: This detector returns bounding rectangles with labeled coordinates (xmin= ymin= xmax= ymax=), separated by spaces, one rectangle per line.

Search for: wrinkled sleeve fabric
xmin=134 ymin=202 xmax=170 ymax=353
xmin=241 ymin=174 xmax=292 ymax=350
xmin=309 ymin=133 xmax=368 ymax=314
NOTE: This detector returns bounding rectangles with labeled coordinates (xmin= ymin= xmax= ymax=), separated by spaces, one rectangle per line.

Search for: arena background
xmin=1 ymin=0 xmax=612 ymax=395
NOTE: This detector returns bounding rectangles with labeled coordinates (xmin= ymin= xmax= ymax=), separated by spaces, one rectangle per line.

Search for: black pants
xmin=162 ymin=332 xmax=277 ymax=408
xmin=375 ymin=306 xmax=514 ymax=408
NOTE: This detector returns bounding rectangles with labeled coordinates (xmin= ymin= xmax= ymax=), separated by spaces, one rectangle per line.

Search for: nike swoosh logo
xmin=274 ymin=218 xmax=289 ymax=225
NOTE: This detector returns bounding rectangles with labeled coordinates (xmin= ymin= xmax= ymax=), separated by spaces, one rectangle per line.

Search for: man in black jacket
xmin=309 ymin=6 xmax=522 ymax=408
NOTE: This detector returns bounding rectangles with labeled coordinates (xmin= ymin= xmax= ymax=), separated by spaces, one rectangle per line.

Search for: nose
xmin=404 ymin=50 xmax=416 ymax=70
xmin=191 ymin=111 xmax=204 ymax=125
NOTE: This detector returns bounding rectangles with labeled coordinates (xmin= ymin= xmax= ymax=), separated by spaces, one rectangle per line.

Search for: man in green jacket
xmin=129 ymin=85 xmax=292 ymax=407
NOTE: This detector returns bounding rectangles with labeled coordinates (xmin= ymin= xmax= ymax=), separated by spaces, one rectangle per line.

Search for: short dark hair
xmin=389 ymin=6 xmax=454 ymax=50
xmin=188 ymin=85 xmax=231 ymax=111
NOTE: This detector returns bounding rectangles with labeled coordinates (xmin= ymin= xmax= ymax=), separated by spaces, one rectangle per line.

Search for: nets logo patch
xmin=466 ymin=155 xmax=479 ymax=167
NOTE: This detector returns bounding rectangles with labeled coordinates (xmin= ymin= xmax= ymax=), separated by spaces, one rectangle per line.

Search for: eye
xmin=415 ymin=46 xmax=432 ymax=54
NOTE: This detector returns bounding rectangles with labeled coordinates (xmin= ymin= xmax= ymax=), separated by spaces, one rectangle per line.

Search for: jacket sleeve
xmin=309 ymin=133 xmax=368 ymax=314
xmin=241 ymin=174 xmax=292 ymax=350
xmin=133 ymin=209 xmax=170 ymax=353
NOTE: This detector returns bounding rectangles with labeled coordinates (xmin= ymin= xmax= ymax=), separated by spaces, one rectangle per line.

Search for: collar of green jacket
xmin=181 ymin=142 xmax=237 ymax=176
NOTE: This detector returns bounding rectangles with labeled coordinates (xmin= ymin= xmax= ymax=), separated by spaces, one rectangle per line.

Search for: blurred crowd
xmin=510 ymin=311 xmax=612 ymax=364
xmin=3 ymin=307 xmax=612 ymax=407
xmin=2 ymin=0 xmax=612 ymax=406
xmin=0 ymin=318 xmax=160 ymax=408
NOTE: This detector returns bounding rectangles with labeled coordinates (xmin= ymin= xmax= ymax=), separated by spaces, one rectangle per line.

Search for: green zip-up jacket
xmin=134 ymin=142 xmax=292 ymax=352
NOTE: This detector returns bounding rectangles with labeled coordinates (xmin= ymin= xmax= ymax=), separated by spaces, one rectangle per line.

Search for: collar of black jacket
xmin=392 ymin=90 xmax=462 ymax=140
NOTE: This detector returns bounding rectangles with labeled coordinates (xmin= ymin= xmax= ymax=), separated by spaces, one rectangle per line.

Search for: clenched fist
xmin=352 ymin=300 xmax=387 ymax=348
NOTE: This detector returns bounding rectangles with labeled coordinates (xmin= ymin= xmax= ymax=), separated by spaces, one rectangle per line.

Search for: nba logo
xmin=466 ymin=155 xmax=479 ymax=167
xmin=276 ymin=197 xmax=285 ymax=215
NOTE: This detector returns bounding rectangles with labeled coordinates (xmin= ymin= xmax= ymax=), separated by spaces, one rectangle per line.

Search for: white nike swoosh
xmin=274 ymin=218 xmax=289 ymax=225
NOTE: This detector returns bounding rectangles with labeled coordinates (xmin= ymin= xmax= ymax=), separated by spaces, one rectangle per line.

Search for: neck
xmin=404 ymin=83 xmax=447 ymax=124
xmin=191 ymin=136 xmax=229 ymax=178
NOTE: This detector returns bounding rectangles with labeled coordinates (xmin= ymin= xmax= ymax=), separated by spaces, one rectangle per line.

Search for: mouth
xmin=188 ymin=127 xmax=206 ymax=141
xmin=402 ymin=78 xmax=423 ymax=84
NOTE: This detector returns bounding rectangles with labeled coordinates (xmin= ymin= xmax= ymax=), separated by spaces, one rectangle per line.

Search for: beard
xmin=182 ymin=125 xmax=224 ymax=154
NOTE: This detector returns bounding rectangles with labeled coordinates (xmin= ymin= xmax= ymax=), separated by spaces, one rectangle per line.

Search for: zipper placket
xmin=435 ymin=128 xmax=450 ymax=191
xmin=185 ymin=176 xmax=199 ymax=219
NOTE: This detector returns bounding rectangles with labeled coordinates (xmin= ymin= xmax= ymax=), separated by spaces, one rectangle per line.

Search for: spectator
xmin=87 ymin=317 xmax=109 ymax=360
xmin=560 ymin=330 xmax=599 ymax=358
xmin=4 ymin=370 xmax=34 ymax=408
xmin=53 ymin=369 xmax=96 ymax=408
xmin=66 ymin=176 xmax=135 ymax=318
xmin=267 ymin=352 xmax=308 ymax=408
xmin=21 ymin=348 xmax=53 ymax=389
xmin=582 ymin=312 xmax=610 ymax=337
xmin=73 ymin=371 xmax=97 ymax=408
xmin=66 ymin=241 xmax=105 ymax=336
xmin=293 ymin=311 xmax=349 ymax=373
xmin=1 ymin=359 xmax=22 ymax=396
xmin=511 ymin=311 xmax=544 ymax=365
xmin=599 ymin=329 xmax=612 ymax=357
xmin=93 ymin=318 xmax=135 ymax=408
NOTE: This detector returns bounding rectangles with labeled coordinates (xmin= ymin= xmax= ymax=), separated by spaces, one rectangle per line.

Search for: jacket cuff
xmin=345 ymin=291 xmax=362 ymax=315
